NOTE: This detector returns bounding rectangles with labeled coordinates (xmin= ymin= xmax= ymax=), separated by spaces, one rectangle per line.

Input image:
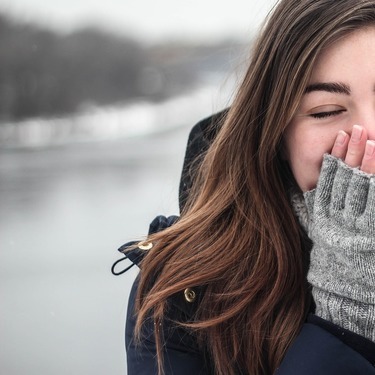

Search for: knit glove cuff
xmin=304 ymin=154 xmax=375 ymax=341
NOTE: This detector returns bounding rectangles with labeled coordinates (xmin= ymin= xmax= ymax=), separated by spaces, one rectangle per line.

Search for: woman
xmin=115 ymin=0 xmax=375 ymax=373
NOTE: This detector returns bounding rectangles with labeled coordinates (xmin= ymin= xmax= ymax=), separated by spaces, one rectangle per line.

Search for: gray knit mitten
xmin=304 ymin=154 xmax=375 ymax=342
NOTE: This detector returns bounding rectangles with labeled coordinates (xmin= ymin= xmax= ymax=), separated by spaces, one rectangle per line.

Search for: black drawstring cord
xmin=112 ymin=215 xmax=179 ymax=276
xmin=111 ymin=256 xmax=136 ymax=276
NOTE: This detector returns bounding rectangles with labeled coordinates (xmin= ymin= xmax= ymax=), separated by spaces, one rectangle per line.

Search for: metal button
xmin=184 ymin=288 xmax=196 ymax=303
xmin=138 ymin=241 xmax=153 ymax=250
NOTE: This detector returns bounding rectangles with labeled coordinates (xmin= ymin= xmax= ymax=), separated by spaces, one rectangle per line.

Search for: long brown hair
xmin=133 ymin=1 xmax=375 ymax=374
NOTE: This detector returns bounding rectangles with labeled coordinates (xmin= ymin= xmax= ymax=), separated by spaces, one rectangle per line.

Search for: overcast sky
xmin=0 ymin=0 xmax=278 ymax=43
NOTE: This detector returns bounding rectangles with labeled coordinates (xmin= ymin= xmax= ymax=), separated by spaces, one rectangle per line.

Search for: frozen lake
xmin=0 ymin=62 xmax=237 ymax=373
xmin=0 ymin=123 xmax=196 ymax=374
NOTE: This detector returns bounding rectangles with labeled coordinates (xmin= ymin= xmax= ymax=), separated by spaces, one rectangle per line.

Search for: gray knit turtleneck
xmin=301 ymin=154 xmax=375 ymax=342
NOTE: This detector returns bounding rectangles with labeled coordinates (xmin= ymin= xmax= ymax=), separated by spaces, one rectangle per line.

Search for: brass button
xmin=138 ymin=241 xmax=153 ymax=250
xmin=184 ymin=288 xmax=196 ymax=303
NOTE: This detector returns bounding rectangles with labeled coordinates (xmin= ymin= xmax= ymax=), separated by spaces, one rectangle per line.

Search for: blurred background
xmin=0 ymin=0 xmax=276 ymax=374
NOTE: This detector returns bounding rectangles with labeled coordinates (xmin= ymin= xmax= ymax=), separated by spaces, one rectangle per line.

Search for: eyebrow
xmin=304 ymin=82 xmax=351 ymax=95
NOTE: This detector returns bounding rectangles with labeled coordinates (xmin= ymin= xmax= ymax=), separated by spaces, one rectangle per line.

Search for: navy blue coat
xmin=276 ymin=322 xmax=375 ymax=374
xmin=123 ymin=247 xmax=375 ymax=374
xmin=114 ymin=114 xmax=375 ymax=374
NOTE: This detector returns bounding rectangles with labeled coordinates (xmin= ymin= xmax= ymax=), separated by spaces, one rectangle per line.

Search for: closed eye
xmin=309 ymin=109 xmax=346 ymax=119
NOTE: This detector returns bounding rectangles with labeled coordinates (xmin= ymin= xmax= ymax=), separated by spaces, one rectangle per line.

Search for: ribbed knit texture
xmin=289 ymin=187 xmax=309 ymax=233
xmin=304 ymin=154 xmax=375 ymax=342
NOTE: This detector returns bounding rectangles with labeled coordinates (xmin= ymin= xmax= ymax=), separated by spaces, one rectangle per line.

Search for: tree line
xmin=0 ymin=13 xmax=245 ymax=122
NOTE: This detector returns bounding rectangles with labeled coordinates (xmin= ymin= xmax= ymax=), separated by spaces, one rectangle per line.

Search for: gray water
xmin=0 ymin=125 xmax=191 ymax=374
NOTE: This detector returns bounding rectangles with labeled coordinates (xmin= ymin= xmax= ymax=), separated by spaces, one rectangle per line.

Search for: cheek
xmin=289 ymin=149 xmax=323 ymax=191
xmin=284 ymin=126 xmax=336 ymax=191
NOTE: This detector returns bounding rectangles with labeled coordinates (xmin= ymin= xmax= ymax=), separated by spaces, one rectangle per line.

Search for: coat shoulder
xmin=276 ymin=323 xmax=375 ymax=374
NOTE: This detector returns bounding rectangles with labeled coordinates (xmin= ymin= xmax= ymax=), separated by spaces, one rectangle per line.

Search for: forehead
xmin=310 ymin=26 xmax=375 ymax=82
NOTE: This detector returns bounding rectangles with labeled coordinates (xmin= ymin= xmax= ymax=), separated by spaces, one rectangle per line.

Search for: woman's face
xmin=284 ymin=27 xmax=375 ymax=192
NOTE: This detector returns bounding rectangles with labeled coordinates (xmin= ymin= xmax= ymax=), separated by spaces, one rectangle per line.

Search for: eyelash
xmin=310 ymin=109 xmax=346 ymax=119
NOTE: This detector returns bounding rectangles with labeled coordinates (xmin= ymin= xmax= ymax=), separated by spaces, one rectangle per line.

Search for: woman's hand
xmin=304 ymin=152 xmax=375 ymax=342
xmin=331 ymin=125 xmax=375 ymax=174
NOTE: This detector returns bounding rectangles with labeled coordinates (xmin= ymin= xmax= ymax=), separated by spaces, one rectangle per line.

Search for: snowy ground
xmin=0 ymin=81 xmax=233 ymax=374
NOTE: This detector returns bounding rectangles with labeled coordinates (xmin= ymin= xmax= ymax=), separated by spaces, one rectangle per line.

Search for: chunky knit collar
xmin=289 ymin=187 xmax=309 ymax=233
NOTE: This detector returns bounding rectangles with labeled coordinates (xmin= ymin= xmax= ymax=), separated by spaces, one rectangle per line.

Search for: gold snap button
xmin=138 ymin=241 xmax=153 ymax=250
xmin=184 ymin=288 xmax=196 ymax=303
